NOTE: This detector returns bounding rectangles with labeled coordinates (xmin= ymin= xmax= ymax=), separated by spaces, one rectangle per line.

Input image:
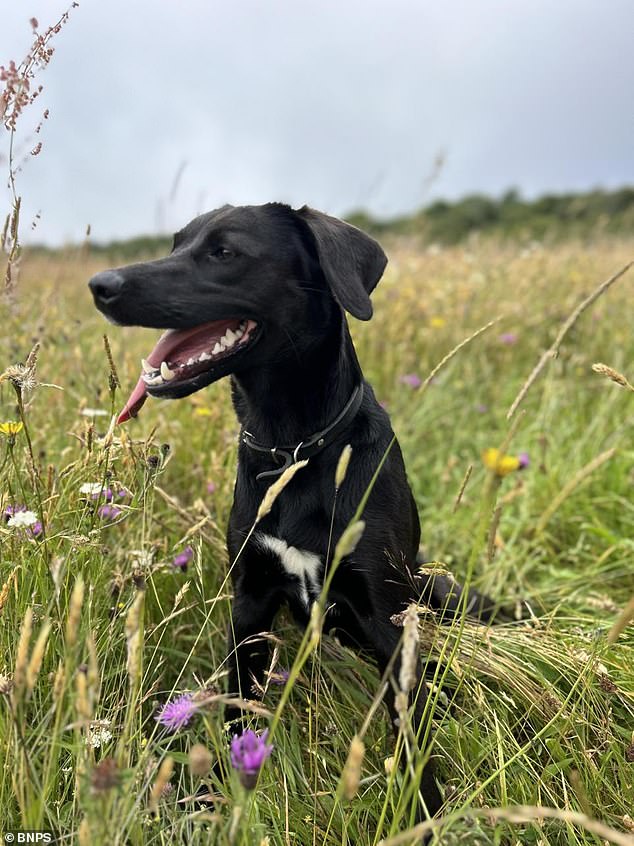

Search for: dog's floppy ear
xmin=297 ymin=206 xmax=387 ymax=320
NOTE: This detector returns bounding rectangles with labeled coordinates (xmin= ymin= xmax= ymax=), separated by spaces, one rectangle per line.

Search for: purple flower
xmin=230 ymin=729 xmax=273 ymax=789
xmin=499 ymin=332 xmax=518 ymax=345
xmin=518 ymin=452 xmax=530 ymax=469
xmin=269 ymin=668 xmax=289 ymax=686
xmin=399 ymin=373 xmax=422 ymax=389
xmin=98 ymin=504 xmax=122 ymax=520
xmin=4 ymin=504 xmax=25 ymax=520
xmin=206 ymin=481 xmax=216 ymax=495
xmin=156 ymin=693 xmax=198 ymax=732
xmin=475 ymin=403 xmax=488 ymax=414
xmin=171 ymin=546 xmax=194 ymax=571
xmin=30 ymin=520 xmax=43 ymax=537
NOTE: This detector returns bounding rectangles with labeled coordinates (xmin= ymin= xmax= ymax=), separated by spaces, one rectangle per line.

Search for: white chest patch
xmin=257 ymin=533 xmax=322 ymax=609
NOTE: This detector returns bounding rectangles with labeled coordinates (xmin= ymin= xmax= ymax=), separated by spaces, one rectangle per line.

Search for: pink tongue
xmin=117 ymin=377 xmax=148 ymax=424
xmin=117 ymin=328 xmax=186 ymax=424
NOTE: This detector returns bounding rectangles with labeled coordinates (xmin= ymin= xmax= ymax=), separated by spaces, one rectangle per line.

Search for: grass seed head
xmin=188 ymin=742 xmax=213 ymax=776
xmin=149 ymin=756 xmax=174 ymax=814
xmin=65 ymin=576 xmax=84 ymax=647
xmin=342 ymin=734 xmax=365 ymax=800
xmin=335 ymin=444 xmax=352 ymax=490
xmin=13 ymin=606 xmax=33 ymax=695
xmin=255 ymin=459 xmax=309 ymax=523
xmin=592 ymin=362 xmax=633 ymax=391
xmin=26 ymin=619 xmax=51 ymax=694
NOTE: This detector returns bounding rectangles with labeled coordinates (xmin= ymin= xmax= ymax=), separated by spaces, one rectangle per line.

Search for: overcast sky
xmin=1 ymin=0 xmax=633 ymax=245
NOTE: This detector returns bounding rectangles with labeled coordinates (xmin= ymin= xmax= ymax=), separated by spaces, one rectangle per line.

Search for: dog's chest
xmin=256 ymin=533 xmax=322 ymax=610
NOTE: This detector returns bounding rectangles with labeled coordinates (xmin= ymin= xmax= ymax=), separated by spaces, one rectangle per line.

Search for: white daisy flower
xmin=80 ymin=408 xmax=109 ymax=417
xmin=79 ymin=482 xmax=107 ymax=496
xmin=7 ymin=510 xmax=39 ymax=528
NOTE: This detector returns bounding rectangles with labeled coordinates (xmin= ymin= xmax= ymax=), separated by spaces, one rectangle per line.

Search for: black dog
xmin=89 ymin=203 xmax=498 ymax=823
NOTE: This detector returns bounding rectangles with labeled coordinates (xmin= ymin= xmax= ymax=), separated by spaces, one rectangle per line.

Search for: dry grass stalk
xmin=592 ymin=362 xmax=634 ymax=391
xmin=507 ymin=260 xmax=634 ymax=419
xmin=333 ymin=519 xmax=365 ymax=560
xmin=399 ymin=603 xmax=419 ymax=693
xmin=535 ymin=447 xmax=616 ymax=533
xmin=335 ymin=444 xmax=353 ymax=490
xmin=125 ymin=591 xmax=145 ymax=684
xmin=255 ymin=459 xmax=309 ymax=523
xmin=453 ymin=464 xmax=473 ymax=512
xmin=0 ymin=567 xmax=19 ymax=614
xmin=13 ymin=606 xmax=33 ymax=695
xmin=342 ymin=734 xmax=365 ymax=800
xmin=607 ymin=595 xmax=634 ymax=645
xmin=75 ymin=668 xmax=91 ymax=721
xmin=65 ymin=576 xmax=84 ymax=647
xmin=149 ymin=756 xmax=174 ymax=814
xmin=421 ymin=318 xmax=501 ymax=394
xmin=26 ymin=619 xmax=51 ymax=694
xmin=378 ymin=803 xmax=634 ymax=846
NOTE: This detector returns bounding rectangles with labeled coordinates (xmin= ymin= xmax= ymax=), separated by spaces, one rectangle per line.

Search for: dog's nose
xmin=89 ymin=270 xmax=125 ymax=306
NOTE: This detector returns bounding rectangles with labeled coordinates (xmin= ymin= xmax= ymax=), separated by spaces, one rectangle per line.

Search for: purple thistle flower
xmin=269 ymin=668 xmax=289 ymax=686
xmin=206 ymin=481 xmax=216 ymax=495
xmin=4 ymin=504 xmax=25 ymax=520
xmin=230 ymin=729 xmax=273 ymax=789
xmin=156 ymin=693 xmax=198 ymax=732
xmin=30 ymin=520 xmax=43 ymax=538
xmin=98 ymin=504 xmax=122 ymax=520
xmin=399 ymin=373 xmax=422 ymax=389
xmin=171 ymin=546 xmax=194 ymax=571
xmin=518 ymin=452 xmax=530 ymax=469
xmin=499 ymin=332 xmax=518 ymax=345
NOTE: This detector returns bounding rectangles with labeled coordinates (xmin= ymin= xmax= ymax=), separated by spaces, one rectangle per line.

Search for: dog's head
xmin=88 ymin=203 xmax=386 ymax=422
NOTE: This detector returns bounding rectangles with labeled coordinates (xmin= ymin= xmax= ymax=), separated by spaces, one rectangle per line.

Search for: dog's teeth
xmin=200 ymin=351 xmax=211 ymax=361
xmin=235 ymin=327 xmax=244 ymax=339
xmin=142 ymin=374 xmax=164 ymax=386
xmin=186 ymin=357 xmax=195 ymax=366
xmin=141 ymin=358 xmax=154 ymax=374
xmin=219 ymin=338 xmax=227 ymax=351
xmin=212 ymin=342 xmax=222 ymax=355
xmin=160 ymin=361 xmax=175 ymax=381
xmin=225 ymin=329 xmax=238 ymax=347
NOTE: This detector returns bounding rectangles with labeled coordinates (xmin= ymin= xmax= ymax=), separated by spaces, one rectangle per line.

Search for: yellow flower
xmin=430 ymin=316 xmax=446 ymax=328
xmin=0 ymin=421 xmax=23 ymax=436
xmin=482 ymin=448 xmax=520 ymax=477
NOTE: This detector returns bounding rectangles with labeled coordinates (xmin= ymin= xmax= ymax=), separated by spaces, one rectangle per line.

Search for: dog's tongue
xmin=117 ymin=327 xmax=189 ymax=424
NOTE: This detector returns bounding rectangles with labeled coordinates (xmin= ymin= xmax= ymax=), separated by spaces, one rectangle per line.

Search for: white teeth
xmin=200 ymin=351 xmax=211 ymax=361
xmin=219 ymin=339 xmax=227 ymax=351
xmin=142 ymin=374 xmax=164 ymax=386
xmin=212 ymin=342 xmax=222 ymax=355
xmin=186 ymin=357 xmax=195 ymax=366
xmin=141 ymin=358 xmax=154 ymax=374
xmin=235 ymin=328 xmax=244 ymax=339
xmin=160 ymin=361 xmax=175 ymax=381
xmin=225 ymin=328 xmax=238 ymax=346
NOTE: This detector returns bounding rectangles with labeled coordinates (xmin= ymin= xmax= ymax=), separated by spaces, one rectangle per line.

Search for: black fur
xmin=89 ymin=203 xmax=501 ymax=825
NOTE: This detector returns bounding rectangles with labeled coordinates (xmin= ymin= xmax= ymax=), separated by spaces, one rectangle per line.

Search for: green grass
xmin=0 ymin=237 xmax=633 ymax=845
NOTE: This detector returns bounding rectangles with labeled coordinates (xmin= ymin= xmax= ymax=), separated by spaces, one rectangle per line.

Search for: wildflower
xmin=80 ymin=408 xmax=108 ymax=417
xmin=171 ymin=546 xmax=194 ymax=571
xmin=98 ymin=504 xmax=122 ymax=520
xmin=189 ymin=743 xmax=213 ymax=776
xmin=206 ymin=481 xmax=217 ymax=494
xmin=499 ymin=332 xmax=518 ymax=345
xmin=230 ymin=728 xmax=273 ymax=789
xmin=269 ymin=668 xmax=290 ymax=686
xmin=80 ymin=482 xmax=107 ymax=497
xmin=6 ymin=507 xmax=42 ymax=537
xmin=399 ymin=373 xmax=421 ymax=389
xmin=430 ymin=317 xmax=446 ymax=328
xmin=85 ymin=725 xmax=113 ymax=749
xmin=475 ymin=403 xmax=488 ymax=413
xmin=156 ymin=693 xmax=198 ymax=732
xmin=482 ymin=448 xmax=530 ymax=477
xmin=90 ymin=757 xmax=120 ymax=793
xmin=0 ymin=420 xmax=23 ymax=436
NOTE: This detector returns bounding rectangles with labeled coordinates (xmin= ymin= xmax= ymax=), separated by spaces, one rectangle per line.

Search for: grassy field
xmin=0 ymin=235 xmax=633 ymax=845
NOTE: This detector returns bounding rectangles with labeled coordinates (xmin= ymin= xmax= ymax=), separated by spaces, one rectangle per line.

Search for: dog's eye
xmin=210 ymin=247 xmax=235 ymax=261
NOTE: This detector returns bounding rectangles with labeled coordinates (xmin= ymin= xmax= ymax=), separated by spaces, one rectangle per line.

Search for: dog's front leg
xmin=370 ymin=628 xmax=443 ymax=828
xmin=225 ymin=590 xmax=279 ymax=726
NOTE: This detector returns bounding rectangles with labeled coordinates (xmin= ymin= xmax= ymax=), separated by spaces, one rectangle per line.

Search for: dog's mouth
xmin=117 ymin=318 xmax=259 ymax=423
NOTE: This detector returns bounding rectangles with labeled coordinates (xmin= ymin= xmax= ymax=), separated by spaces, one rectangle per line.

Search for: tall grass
xmin=0 ymin=236 xmax=633 ymax=845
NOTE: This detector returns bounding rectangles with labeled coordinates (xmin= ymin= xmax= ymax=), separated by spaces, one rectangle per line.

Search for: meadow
xmin=0 ymin=233 xmax=633 ymax=845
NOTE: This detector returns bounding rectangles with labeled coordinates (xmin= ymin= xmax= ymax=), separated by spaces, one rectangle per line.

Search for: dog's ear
xmin=297 ymin=206 xmax=387 ymax=320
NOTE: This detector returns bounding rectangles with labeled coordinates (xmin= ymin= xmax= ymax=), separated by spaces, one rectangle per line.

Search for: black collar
xmin=242 ymin=384 xmax=364 ymax=480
